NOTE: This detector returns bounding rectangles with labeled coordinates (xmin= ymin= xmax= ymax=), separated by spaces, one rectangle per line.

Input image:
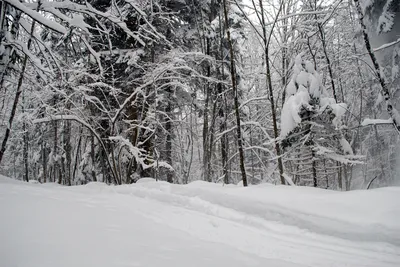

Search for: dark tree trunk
xmin=22 ymin=91 xmax=29 ymax=182
xmin=223 ymin=0 xmax=248 ymax=187
xmin=72 ymin=129 xmax=82 ymax=182
xmin=165 ymin=87 xmax=174 ymax=183
xmin=312 ymin=151 xmax=317 ymax=187
xmin=53 ymin=119 xmax=61 ymax=184
xmin=202 ymin=38 xmax=212 ymax=182
xmin=258 ymin=0 xmax=285 ymax=185
xmin=218 ymin=12 xmax=230 ymax=184
xmin=64 ymin=121 xmax=72 ymax=186
xmin=0 ymin=17 xmax=35 ymax=165
xmin=41 ymin=136 xmax=47 ymax=183
xmin=91 ymin=132 xmax=97 ymax=182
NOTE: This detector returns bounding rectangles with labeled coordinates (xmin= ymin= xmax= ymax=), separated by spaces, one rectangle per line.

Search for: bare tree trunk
xmin=165 ymin=87 xmax=174 ymax=184
xmin=223 ymin=0 xmax=248 ymax=187
xmin=315 ymin=11 xmax=338 ymax=102
xmin=219 ymin=89 xmax=229 ymax=184
xmin=0 ymin=14 xmax=36 ymax=164
xmin=208 ymin=98 xmax=217 ymax=182
xmin=64 ymin=121 xmax=72 ymax=186
xmin=91 ymin=132 xmax=97 ymax=182
xmin=184 ymin=105 xmax=194 ymax=184
xmin=41 ymin=136 xmax=47 ymax=183
xmin=343 ymin=165 xmax=349 ymax=191
xmin=22 ymin=90 xmax=29 ymax=182
xmin=53 ymin=118 xmax=61 ymax=184
xmin=72 ymin=129 xmax=82 ymax=182
xmin=312 ymin=150 xmax=317 ymax=187
xmin=258 ymin=0 xmax=285 ymax=185
xmin=218 ymin=11 xmax=230 ymax=184
xmin=0 ymin=4 xmax=21 ymax=101
xmin=202 ymin=37 xmax=212 ymax=182
xmin=281 ymin=2 xmax=289 ymax=107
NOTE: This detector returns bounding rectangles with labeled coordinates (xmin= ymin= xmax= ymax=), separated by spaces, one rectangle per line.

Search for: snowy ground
xmin=1 ymin=176 xmax=399 ymax=267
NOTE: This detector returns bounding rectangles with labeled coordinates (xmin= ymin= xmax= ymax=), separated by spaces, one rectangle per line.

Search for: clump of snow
xmin=377 ymin=3 xmax=395 ymax=34
xmin=330 ymin=103 xmax=348 ymax=127
xmin=280 ymin=89 xmax=310 ymax=137
xmin=281 ymin=54 xmax=349 ymax=137
xmin=340 ymin=137 xmax=354 ymax=155
xmin=375 ymin=93 xmax=384 ymax=107
xmin=136 ymin=177 xmax=156 ymax=183
xmin=361 ymin=118 xmax=393 ymax=126
xmin=359 ymin=0 xmax=374 ymax=12
xmin=286 ymin=80 xmax=297 ymax=95
xmin=85 ymin=181 xmax=108 ymax=188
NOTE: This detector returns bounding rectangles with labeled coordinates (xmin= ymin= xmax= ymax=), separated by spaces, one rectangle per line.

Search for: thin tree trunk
xmin=91 ymin=132 xmax=97 ymax=182
xmin=72 ymin=128 xmax=82 ymax=182
xmin=185 ymin=105 xmax=194 ymax=184
xmin=202 ymin=37 xmax=212 ymax=182
xmin=64 ymin=120 xmax=72 ymax=186
xmin=166 ymin=87 xmax=174 ymax=183
xmin=312 ymin=150 xmax=317 ymax=187
xmin=223 ymin=0 xmax=248 ymax=187
xmin=316 ymin=19 xmax=338 ymax=102
xmin=343 ymin=165 xmax=349 ymax=191
xmin=258 ymin=0 xmax=285 ymax=185
xmin=41 ymin=141 xmax=46 ymax=183
xmin=281 ymin=2 xmax=289 ymax=107
xmin=53 ymin=119 xmax=61 ymax=184
xmin=22 ymin=90 xmax=29 ymax=182
xmin=218 ymin=11 xmax=229 ymax=184
xmin=0 ymin=5 xmax=21 ymax=101
xmin=0 ymin=14 xmax=36 ymax=164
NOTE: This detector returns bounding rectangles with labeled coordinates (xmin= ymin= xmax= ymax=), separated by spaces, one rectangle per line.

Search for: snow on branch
xmin=374 ymin=38 xmax=400 ymax=52
xmin=110 ymin=136 xmax=173 ymax=172
xmin=33 ymin=115 xmax=96 ymax=138
xmin=25 ymin=0 xmax=145 ymax=46
xmin=282 ymin=173 xmax=296 ymax=186
xmin=124 ymin=0 xmax=168 ymax=43
xmin=361 ymin=118 xmax=393 ymax=126
xmin=111 ymin=80 xmax=153 ymax=124
xmin=4 ymin=0 xmax=67 ymax=34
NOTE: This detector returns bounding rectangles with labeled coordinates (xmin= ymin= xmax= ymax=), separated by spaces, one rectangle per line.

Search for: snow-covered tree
xmin=280 ymin=54 xmax=361 ymax=188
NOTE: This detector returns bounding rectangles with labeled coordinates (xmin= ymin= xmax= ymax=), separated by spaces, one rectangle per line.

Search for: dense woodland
xmin=0 ymin=0 xmax=399 ymax=190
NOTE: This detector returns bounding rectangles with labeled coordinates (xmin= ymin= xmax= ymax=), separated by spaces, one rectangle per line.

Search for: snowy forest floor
xmin=1 ymin=176 xmax=399 ymax=267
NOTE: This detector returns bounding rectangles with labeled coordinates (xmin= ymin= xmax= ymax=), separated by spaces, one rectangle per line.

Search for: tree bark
xmin=218 ymin=11 xmax=230 ymax=184
xmin=258 ymin=0 xmax=285 ymax=185
xmin=223 ymin=0 xmax=248 ymax=187
xmin=22 ymin=90 xmax=29 ymax=182
xmin=165 ymin=87 xmax=174 ymax=183
xmin=64 ymin=120 xmax=72 ymax=186
xmin=41 ymin=135 xmax=47 ymax=183
xmin=0 ymin=13 xmax=36 ymax=164
xmin=202 ymin=38 xmax=212 ymax=182
xmin=91 ymin=132 xmax=97 ymax=182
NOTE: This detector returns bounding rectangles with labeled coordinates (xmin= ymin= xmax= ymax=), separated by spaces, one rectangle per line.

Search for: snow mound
xmin=136 ymin=177 xmax=156 ymax=183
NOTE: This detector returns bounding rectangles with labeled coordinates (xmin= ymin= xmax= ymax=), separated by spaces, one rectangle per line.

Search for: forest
xmin=0 ymin=0 xmax=399 ymax=190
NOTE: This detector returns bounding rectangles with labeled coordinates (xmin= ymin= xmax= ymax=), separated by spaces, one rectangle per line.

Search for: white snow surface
xmin=1 ymin=175 xmax=400 ymax=267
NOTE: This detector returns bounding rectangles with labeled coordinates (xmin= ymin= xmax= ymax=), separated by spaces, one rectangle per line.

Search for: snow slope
xmin=1 ymin=175 xmax=399 ymax=267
